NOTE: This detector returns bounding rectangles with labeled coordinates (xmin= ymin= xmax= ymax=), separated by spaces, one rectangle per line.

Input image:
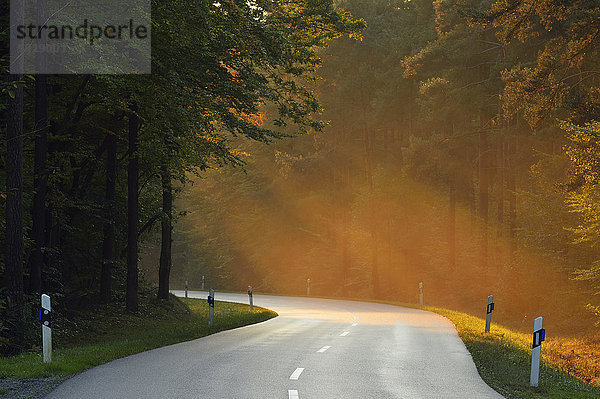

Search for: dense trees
xmin=169 ymin=0 xmax=600 ymax=334
xmin=5 ymin=0 xmax=600 ymax=355
xmin=476 ymin=0 xmax=600 ymax=303
xmin=1 ymin=0 xmax=362 ymax=353
xmin=4 ymin=71 xmax=25 ymax=349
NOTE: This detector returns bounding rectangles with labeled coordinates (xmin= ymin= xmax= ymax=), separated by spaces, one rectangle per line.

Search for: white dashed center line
xmin=288 ymin=389 xmax=299 ymax=399
xmin=289 ymin=368 xmax=305 ymax=380
xmin=317 ymin=345 xmax=331 ymax=353
xmin=340 ymin=331 xmax=349 ymax=336
xmin=352 ymin=322 xmax=358 ymax=327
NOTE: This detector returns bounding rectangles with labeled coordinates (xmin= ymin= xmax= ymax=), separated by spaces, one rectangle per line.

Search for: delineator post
xmin=530 ymin=317 xmax=545 ymax=387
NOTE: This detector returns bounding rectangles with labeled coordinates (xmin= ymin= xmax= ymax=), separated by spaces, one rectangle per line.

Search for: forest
xmin=0 ymin=0 xmax=362 ymax=353
xmin=2 ymin=0 xmax=600 ymax=365
xmin=166 ymin=0 xmax=600 ymax=337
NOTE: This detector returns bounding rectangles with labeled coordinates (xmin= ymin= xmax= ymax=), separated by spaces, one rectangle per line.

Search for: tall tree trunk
xmin=396 ymin=128 xmax=404 ymax=164
xmin=341 ymin=157 xmax=351 ymax=297
xmin=29 ymin=75 xmax=48 ymax=293
xmin=364 ymin=127 xmax=379 ymax=298
xmin=386 ymin=216 xmax=393 ymax=295
xmin=45 ymin=123 xmax=58 ymax=280
xmin=497 ymin=136 xmax=504 ymax=236
xmin=496 ymin=135 xmax=505 ymax=267
xmin=100 ymin=133 xmax=117 ymax=303
xmin=341 ymin=218 xmax=349 ymax=297
xmin=126 ymin=105 xmax=140 ymax=312
xmin=5 ymin=74 xmax=25 ymax=343
xmin=466 ymin=138 xmax=476 ymax=234
xmin=478 ymin=130 xmax=489 ymax=269
xmin=448 ymin=178 xmax=456 ymax=271
xmin=371 ymin=229 xmax=379 ymax=298
xmin=508 ymin=136 xmax=517 ymax=262
xmin=158 ymin=167 xmax=173 ymax=300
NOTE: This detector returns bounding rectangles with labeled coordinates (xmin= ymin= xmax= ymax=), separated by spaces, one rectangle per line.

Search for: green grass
xmin=0 ymin=295 xmax=276 ymax=379
xmin=422 ymin=306 xmax=600 ymax=399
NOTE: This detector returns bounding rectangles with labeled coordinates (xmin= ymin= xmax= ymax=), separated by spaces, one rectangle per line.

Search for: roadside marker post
xmin=485 ymin=295 xmax=494 ymax=333
xmin=39 ymin=294 xmax=52 ymax=363
xmin=207 ymin=289 xmax=215 ymax=328
xmin=307 ymin=278 xmax=311 ymax=297
xmin=530 ymin=317 xmax=545 ymax=387
xmin=248 ymin=286 xmax=253 ymax=310
xmin=185 ymin=281 xmax=188 ymax=298
xmin=202 ymin=275 xmax=205 ymax=290
xmin=419 ymin=282 xmax=423 ymax=306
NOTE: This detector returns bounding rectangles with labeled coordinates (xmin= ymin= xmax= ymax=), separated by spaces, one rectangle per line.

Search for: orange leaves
xmin=545 ymin=334 xmax=600 ymax=385
xmin=229 ymin=108 xmax=267 ymax=127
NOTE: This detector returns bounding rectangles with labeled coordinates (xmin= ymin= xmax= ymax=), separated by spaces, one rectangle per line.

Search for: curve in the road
xmin=44 ymin=291 xmax=504 ymax=399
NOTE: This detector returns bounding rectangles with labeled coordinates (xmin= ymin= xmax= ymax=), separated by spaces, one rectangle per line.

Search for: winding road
xmin=44 ymin=291 xmax=503 ymax=399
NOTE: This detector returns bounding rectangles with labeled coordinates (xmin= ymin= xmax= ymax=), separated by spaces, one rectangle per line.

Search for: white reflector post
xmin=530 ymin=316 xmax=544 ymax=387
xmin=248 ymin=286 xmax=253 ymax=310
xmin=208 ymin=289 xmax=215 ymax=327
xmin=41 ymin=294 xmax=52 ymax=363
xmin=485 ymin=295 xmax=493 ymax=333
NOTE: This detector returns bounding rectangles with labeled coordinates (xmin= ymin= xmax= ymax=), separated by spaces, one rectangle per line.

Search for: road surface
xmin=45 ymin=291 xmax=503 ymax=399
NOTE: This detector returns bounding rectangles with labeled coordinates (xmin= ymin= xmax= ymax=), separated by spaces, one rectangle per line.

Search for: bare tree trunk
xmin=371 ymin=228 xmax=379 ymax=298
xmin=508 ymin=136 xmax=517 ymax=262
xmin=158 ymin=167 xmax=173 ymax=300
xmin=396 ymin=128 xmax=404 ymax=164
xmin=5 ymin=76 xmax=24 ymax=313
xmin=469 ymin=173 xmax=476 ymax=234
xmin=341 ymin=218 xmax=349 ymax=297
xmin=496 ymin=135 xmax=505 ymax=268
xmin=126 ymin=104 xmax=140 ymax=312
xmin=386 ymin=217 xmax=392 ymax=268
xmin=497 ymin=136 xmax=504 ymax=236
xmin=341 ymin=156 xmax=351 ymax=297
xmin=478 ymin=130 xmax=488 ymax=269
xmin=5 ymin=73 xmax=26 ymax=356
xmin=364 ymin=126 xmax=379 ymax=298
xmin=448 ymin=178 xmax=456 ymax=271
xmin=100 ymin=133 xmax=117 ymax=303
xmin=29 ymin=75 xmax=48 ymax=293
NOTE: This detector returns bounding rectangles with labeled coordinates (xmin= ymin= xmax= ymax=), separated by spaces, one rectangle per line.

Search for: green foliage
xmin=1 ymin=0 xmax=364 ymax=353
xmin=561 ymin=121 xmax=600 ymax=293
xmin=478 ymin=0 xmax=600 ymax=128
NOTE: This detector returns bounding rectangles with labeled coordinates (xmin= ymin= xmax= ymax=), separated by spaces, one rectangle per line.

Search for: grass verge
xmin=0 ymin=294 xmax=276 ymax=379
xmin=424 ymin=306 xmax=600 ymax=399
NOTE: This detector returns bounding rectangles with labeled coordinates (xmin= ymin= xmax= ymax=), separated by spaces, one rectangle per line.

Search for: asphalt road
xmin=45 ymin=291 xmax=504 ymax=399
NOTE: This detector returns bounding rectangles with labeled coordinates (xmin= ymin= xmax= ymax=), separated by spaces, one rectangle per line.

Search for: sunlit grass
xmin=425 ymin=306 xmax=600 ymax=398
xmin=544 ymin=333 xmax=600 ymax=386
xmin=0 ymin=296 xmax=276 ymax=379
